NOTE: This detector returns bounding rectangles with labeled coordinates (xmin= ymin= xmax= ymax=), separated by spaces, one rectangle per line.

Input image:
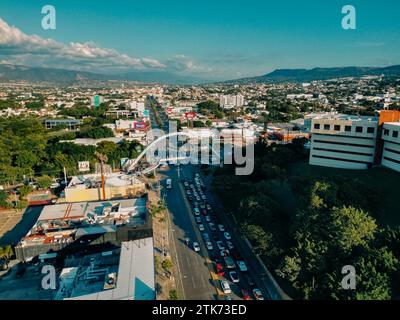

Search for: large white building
xmin=309 ymin=114 xmax=379 ymax=169
xmin=219 ymin=94 xmax=245 ymax=109
xmin=381 ymin=122 xmax=400 ymax=172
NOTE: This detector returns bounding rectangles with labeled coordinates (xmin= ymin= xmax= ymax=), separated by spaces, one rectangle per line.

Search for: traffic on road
xmin=179 ymin=172 xmax=265 ymax=301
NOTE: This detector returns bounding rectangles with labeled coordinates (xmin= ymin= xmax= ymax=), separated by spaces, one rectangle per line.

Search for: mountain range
xmin=0 ymin=64 xmax=207 ymax=84
xmin=228 ymin=65 xmax=400 ymax=84
xmin=0 ymin=63 xmax=400 ymax=85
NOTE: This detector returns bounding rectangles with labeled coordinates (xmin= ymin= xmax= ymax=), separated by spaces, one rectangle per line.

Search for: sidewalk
xmin=148 ymin=189 xmax=179 ymax=300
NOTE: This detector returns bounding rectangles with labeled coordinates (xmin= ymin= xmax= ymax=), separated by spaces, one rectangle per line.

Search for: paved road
xmin=160 ymin=166 xmax=217 ymax=300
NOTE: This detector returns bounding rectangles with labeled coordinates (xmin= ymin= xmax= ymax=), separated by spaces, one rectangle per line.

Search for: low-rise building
xmin=64 ymin=173 xmax=146 ymax=203
xmin=56 ymin=238 xmax=155 ymax=300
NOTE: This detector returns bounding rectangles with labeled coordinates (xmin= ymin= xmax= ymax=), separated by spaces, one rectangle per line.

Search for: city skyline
xmin=0 ymin=0 xmax=399 ymax=80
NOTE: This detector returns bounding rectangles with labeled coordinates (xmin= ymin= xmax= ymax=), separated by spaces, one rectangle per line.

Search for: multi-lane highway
xmin=147 ymin=95 xmax=275 ymax=300
xmin=160 ymin=166 xmax=217 ymax=300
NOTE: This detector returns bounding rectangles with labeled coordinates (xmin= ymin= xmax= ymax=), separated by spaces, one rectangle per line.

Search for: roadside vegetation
xmin=212 ymin=139 xmax=400 ymax=300
xmin=0 ymin=117 xmax=143 ymax=186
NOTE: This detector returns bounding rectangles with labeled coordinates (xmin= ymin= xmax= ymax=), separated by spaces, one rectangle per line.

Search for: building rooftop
xmin=19 ymin=198 xmax=148 ymax=248
xmin=57 ymin=238 xmax=155 ymax=300
xmin=67 ymin=172 xmax=143 ymax=190
xmin=312 ymin=114 xmax=379 ymax=122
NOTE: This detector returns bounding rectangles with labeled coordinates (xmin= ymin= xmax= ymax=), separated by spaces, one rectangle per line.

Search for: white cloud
xmin=0 ymin=18 xmax=207 ymax=75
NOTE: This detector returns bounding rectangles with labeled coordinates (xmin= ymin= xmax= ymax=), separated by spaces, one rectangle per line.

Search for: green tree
xmin=36 ymin=175 xmax=53 ymax=189
xmin=331 ymin=206 xmax=377 ymax=253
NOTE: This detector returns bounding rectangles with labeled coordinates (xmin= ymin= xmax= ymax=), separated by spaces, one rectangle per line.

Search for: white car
xmin=253 ymin=289 xmax=264 ymax=300
xmin=50 ymin=182 xmax=60 ymax=189
xmin=198 ymin=224 xmax=205 ymax=231
xmin=237 ymin=260 xmax=248 ymax=272
xmin=193 ymin=208 xmax=200 ymax=216
xmin=221 ymin=281 xmax=231 ymax=294
xmin=229 ymin=271 xmax=240 ymax=283
xmin=223 ymin=232 xmax=231 ymax=240
xmin=216 ymin=241 xmax=225 ymax=250
xmin=218 ymin=224 xmax=225 ymax=232
xmin=193 ymin=242 xmax=201 ymax=252
xmin=226 ymin=241 xmax=234 ymax=250
xmin=206 ymin=241 xmax=213 ymax=250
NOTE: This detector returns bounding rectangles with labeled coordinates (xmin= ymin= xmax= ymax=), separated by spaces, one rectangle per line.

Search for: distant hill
xmin=0 ymin=64 xmax=208 ymax=84
xmin=227 ymin=65 xmax=400 ymax=84
xmin=0 ymin=64 xmax=108 ymax=82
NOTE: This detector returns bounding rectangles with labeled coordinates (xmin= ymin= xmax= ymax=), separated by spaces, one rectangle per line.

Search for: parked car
xmin=221 ymin=281 xmax=232 ymax=294
xmin=209 ymin=223 xmax=217 ymax=231
xmin=226 ymin=241 xmax=235 ymax=250
xmin=229 ymin=271 xmax=240 ymax=283
xmin=206 ymin=241 xmax=213 ymax=250
xmin=195 ymin=216 xmax=202 ymax=223
xmin=198 ymin=224 xmax=205 ymax=231
xmin=218 ymin=224 xmax=225 ymax=232
xmin=205 ymin=215 xmax=211 ymax=222
xmin=206 ymin=204 xmax=212 ymax=211
xmin=193 ymin=208 xmax=200 ymax=216
xmin=193 ymin=242 xmax=200 ymax=252
xmin=253 ymin=288 xmax=264 ymax=300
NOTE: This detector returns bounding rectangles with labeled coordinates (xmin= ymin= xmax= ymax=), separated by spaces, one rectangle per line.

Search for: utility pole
xmin=95 ymin=152 xmax=108 ymax=201
xmin=63 ymin=167 xmax=67 ymax=186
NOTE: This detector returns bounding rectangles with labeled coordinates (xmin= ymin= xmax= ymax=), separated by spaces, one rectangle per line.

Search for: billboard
xmin=134 ymin=121 xmax=147 ymax=130
xmin=78 ymin=161 xmax=90 ymax=172
xmin=143 ymin=110 xmax=150 ymax=118
xmin=185 ymin=112 xmax=196 ymax=119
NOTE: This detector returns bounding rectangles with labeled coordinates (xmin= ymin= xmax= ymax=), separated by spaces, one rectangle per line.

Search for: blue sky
xmin=0 ymin=0 xmax=399 ymax=79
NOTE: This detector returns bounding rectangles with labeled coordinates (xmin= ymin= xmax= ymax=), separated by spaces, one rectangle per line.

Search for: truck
xmin=166 ymin=179 xmax=172 ymax=189
xmin=224 ymin=256 xmax=236 ymax=269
